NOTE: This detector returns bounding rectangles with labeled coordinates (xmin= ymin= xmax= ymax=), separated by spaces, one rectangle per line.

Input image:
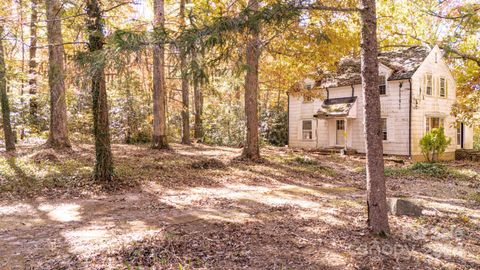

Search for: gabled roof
xmin=317 ymin=46 xmax=431 ymax=88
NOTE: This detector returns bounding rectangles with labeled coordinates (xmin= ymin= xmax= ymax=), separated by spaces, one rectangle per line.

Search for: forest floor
xmin=0 ymin=143 xmax=479 ymax=269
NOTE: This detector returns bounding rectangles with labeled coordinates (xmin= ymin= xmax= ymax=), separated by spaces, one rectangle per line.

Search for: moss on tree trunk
xmin=87 ymin=0 xmax=114 ymax=181
xmin=0 ymin=25 xmax=15 ymax=152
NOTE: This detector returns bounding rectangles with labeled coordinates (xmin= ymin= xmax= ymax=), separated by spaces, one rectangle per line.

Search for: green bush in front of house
xmin=420 ymin=127 xmax=452 ymax=162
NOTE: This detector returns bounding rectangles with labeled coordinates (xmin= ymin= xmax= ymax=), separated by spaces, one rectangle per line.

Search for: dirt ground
xmin=0 ymin=143 xmax=479 ymax=269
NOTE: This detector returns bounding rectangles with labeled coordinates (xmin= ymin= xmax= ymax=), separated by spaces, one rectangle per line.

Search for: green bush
xmin=410 ymin=162 xmax=448 ymax=178
xmin=293 ymin=155 xmax=318 ymax=165
xmin=419 ymin=128 xmax=451 ymax=162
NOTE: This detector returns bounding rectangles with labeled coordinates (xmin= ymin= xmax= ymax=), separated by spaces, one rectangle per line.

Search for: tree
xmin=86 ymin=0 xmax=113 ymax=181
xmin=179 ymin=0 xmax=190 ymax=144
xmin=0 ymin=25 xmax=15 ymax=152
xmin=28 ymin=0 xmax=38 ymax=126
xmin=152 ymin=0 xmax=169 ymax=149
xmin=359 ymin=0 xmax=389 ymax=234
xmin=45 ymin=0 xmax=71 ymax=148
xmin=241 ymin=0 xmax=261 ymax=160
xmin=193 ymin=70 xmax=204 ymax=141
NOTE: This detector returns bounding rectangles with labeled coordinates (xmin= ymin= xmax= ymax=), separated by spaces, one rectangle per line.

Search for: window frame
xmin=302 ymin=95 xmax=313 ymax=103
xmin=381 ymin=118 xmax=388 ymax=141
xmin=378 ymin=74 xmax=387 ymax=95
xmin=302 ymin=80 xmax=314 ymax=103
xmin=439 ymin=77 xmax=447 ymax=98
xmin=456 ymin=123 xmax=462 ymax=146
xmin=425 ymin=117 xmax=444 ymax=133
xmin=426 ymin=74 xmax=433 ymax=96
xmin=302 ymin=120 xmax=313 ymax=140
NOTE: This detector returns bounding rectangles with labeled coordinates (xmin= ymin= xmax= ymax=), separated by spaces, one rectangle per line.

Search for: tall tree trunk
xmin=19 ymin=0 xmax=26 ymax=97
xmin=28 ymin=0 xmax=38 ymax=126
xmin=179 ymin=0 xmax=190 ymax=144
xmin=152 ymin=0 xmax=169 ymax=149
xmin=193 ymin=76 xmax=203 ymax=141
xmin=242 ymin=0 xmax=260 ymax=160
xmin=124 ymin=73 xmax=134 ymax=144
xmin=0 ymin=25 xmax=16 ymax=152
xmin=19 ymin=0 xmax=26 ymax=140
xmin=360 ymin=0 xmax=390 ymax=235
xmin=86 ymin=0 xmax=113 ymax=181
xmin=45 ymin=0 xmax=71 ymax=148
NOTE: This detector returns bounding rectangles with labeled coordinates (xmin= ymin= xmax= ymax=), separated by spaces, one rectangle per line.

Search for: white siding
xmin=409 ymin=45 xmax=470 ymax=157
xmin=288 ymin=46 xmax=473 ymax=157
xmin=288 ymin=80 xmax=410 ymax=155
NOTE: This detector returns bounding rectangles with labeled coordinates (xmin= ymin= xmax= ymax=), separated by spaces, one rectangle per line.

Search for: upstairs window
xmin=378 ymin=75 xmax=386 ymax=95
xmin=305 ymin=81 xmax=313 ymax=90
xmin=302 ymin=120 xmax=313 ymax=140
xmin=426 ymin=74 xmax=433 ymax=95
xmin=303 ymin=95 xmax=313 ymax=103
xmin=426 ymin=117 xmax=444 ymax=132
xmin=440 ymin=77 xmax=447 ymax=97
xmin=303 ymin=81 xmax=314 ymax=103
xmin=457 ymin=123 xmax=462 ymax=146
xmin=381 ymin=118 xmax=388 ymax=140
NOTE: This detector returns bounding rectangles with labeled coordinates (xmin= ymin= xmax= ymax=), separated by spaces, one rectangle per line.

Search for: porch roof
xmin=314 ymin=97 xmax=357 ymax=118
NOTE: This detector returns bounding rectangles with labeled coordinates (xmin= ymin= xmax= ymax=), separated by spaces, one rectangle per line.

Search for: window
xmin=302 ymin=120 xmax=313 ymax=140
xmin=426 ymin=117 xmax=444 ymax=132
xmin=440 ymin=77 xmax=447 ymax=97
xmin=378 ymin=75 xmax=386 ymax=95
xmin=457 ymin=123 xmax=462 ymax=146
xmin=435 ymin=52 xmax=438 ymax=63
xmin=426 ymin=74 xmax=433 ymax=95
xmin=303 ymin=95 xmax=313 ymax=103
xmin=305 ymin=82 xmax=313 ymax=90
xmin=336 ymin=120 xmax=345 ymax=130
xmin=303 ymin=81 xmax=313 ymax=103
xmin=381 ymin=118 xmax=387 ymax=141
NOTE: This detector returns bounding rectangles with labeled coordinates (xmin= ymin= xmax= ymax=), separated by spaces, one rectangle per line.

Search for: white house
xmin=288 ymin=45 xmax=474 ymax=160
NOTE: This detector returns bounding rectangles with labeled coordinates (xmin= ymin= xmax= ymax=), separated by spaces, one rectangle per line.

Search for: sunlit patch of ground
xmin=0 ymin=143 xmax=479 ymax=269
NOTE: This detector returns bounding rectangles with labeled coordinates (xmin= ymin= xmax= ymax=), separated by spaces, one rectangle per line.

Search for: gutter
xmin=408 ymin=79 xmax=412 ymax=158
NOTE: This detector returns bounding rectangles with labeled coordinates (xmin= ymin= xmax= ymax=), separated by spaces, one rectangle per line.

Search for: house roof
xmin=317 ymin=46 xmax=431 ymax=88
xmin=314 ymin=97 xmax=357 ymax=118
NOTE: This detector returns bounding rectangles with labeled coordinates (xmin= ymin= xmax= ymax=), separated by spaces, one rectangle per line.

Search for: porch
xmin=313 ymin=97 xmax=358 ymax=151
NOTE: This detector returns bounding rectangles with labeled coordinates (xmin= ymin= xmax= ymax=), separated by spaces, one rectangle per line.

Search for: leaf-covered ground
xmin=0 ymin=143 xmax=479 ymax=269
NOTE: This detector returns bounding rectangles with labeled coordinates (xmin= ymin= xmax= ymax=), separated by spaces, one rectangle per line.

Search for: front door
xmin=336 ymin=120 xmax=345 ymax=146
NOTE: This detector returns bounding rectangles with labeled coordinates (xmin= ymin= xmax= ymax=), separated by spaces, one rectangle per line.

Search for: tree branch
xmin=393 ymin=32 xmax=480 ymax=67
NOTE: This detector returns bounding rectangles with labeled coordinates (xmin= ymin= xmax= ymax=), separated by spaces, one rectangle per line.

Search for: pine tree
xmin=359 ymin=0 xmax=390 ymax=235
xmin=45 ymin=0 xmax=71 ymax=148
xmin=0 ymin=25 xmax=15 ymax=152
xmin=152 ymin=0 xmax=169 ymax=149
xmin=86 ymin=0 xmax=114 ymax=181
xmin=179 ymin=0 xmax=190 ymax=144
xmin=242 ymin=0 xmax=261 ymax=160
xmin=28 ymin=0 xmax=38 ymax=126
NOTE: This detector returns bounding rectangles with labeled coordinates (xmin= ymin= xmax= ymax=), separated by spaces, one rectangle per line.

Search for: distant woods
xmin=0 ymin=0 xmax=478 ymax=178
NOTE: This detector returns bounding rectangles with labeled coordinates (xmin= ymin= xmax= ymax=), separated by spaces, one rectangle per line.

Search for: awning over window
xmin=314 ymin=97 xmax=357 ymax=118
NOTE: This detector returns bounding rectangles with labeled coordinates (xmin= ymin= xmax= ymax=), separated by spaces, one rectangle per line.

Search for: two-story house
xmin=288 ymin=45 xmax=474 ymax=160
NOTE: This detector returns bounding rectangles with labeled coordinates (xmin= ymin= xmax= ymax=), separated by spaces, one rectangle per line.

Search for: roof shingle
xmin=317 ymin=46 xmax=431 ymax=88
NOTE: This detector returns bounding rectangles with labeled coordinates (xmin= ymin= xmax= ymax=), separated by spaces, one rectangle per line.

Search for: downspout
xmin=315 ymin=118 xmax=319 ymax=149
xmin=287 ymin=93 xmax=290 ymax=147
xmin=351 ymin=85 xmax=354 ymax=97
xmin=399 ymin=82 xmax=402 ymax=109
xmin=408 ymin=79 xmax=412 ymax=158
